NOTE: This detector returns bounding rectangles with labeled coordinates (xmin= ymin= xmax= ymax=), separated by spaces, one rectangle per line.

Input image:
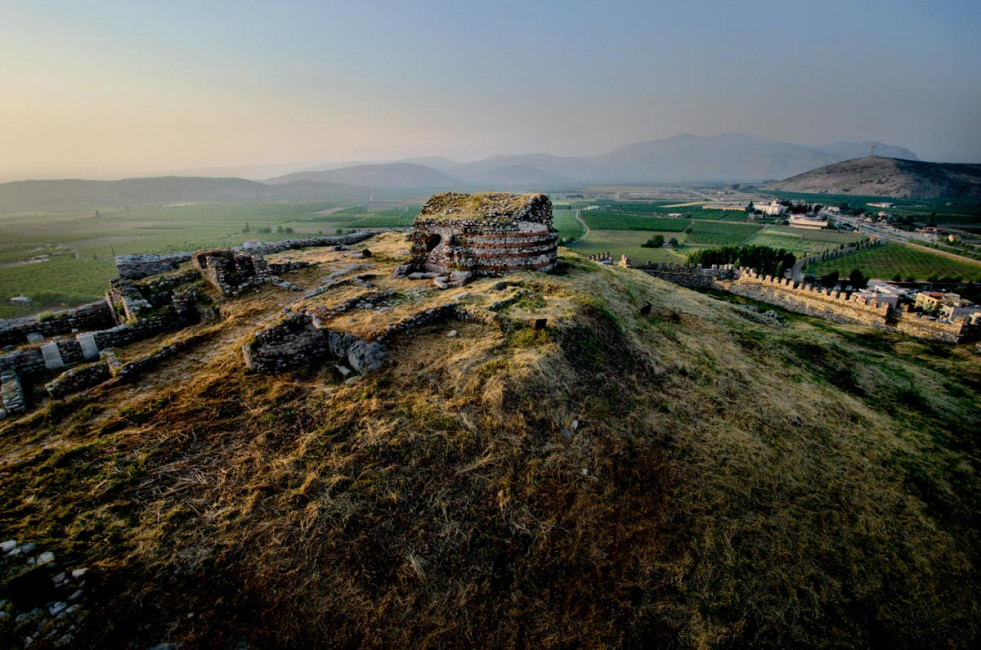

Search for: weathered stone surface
xmin=346 ymin=340 xmax=387 ymax=374
xmin=408 ymin=192 xmax=558 ymax=277
xmin=0 ymin=301 xmax=115 ymax=347
xmin=238 ymin=231 xmax=373 ymax=256
xmin=115 ymin=252 xmax=192 ymax=280
xmin=0 ymin=370 xmax=26 ymax=415
xmin=45 ymin=362 xmax=111 ymax=399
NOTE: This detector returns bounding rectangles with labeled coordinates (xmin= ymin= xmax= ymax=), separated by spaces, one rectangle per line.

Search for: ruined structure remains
xmin=621 ymin=258 xmax=979 ymax=344
xmin=408 ymin=193 xmax=558 ymax=276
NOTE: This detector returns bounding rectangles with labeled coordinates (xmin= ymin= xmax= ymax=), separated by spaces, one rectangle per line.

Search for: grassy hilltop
xmin=1 ymin=234 xmax=979 ymax=648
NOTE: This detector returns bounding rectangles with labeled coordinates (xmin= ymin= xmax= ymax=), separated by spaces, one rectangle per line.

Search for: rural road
xmin=568 ymin=208 xmax=590 ymax=245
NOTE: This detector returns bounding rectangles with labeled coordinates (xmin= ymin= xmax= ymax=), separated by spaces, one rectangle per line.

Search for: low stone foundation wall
xmin=238 ymin=231 xmax=374 ymax=256
xmin=243 ymin=312 xmax=332 ymax=373
xmin=45 ymin=362 xmax=111 ymax=399
xmin=92 ymin=310 xmax=195 ymax=351
xmin=0 ymin=301 xmax=116 ymax=347
xmin=243 ymin=311 xmax=387 ymax=375
xmin=115 ymin=252 xmax=193 ymax=280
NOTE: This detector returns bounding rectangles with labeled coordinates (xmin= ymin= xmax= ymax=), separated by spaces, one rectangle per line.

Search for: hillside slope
xmin=765 ymin=156 xmax=981 ymax=198
xmin=1 ymin=235 xmax=979 ymax=648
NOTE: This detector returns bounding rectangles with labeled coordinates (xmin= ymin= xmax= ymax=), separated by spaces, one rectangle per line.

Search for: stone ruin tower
xmin=409 ymin=192 xmax=558 ymax=276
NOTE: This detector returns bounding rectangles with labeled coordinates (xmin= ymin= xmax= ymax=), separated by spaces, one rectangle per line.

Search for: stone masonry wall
xmin=45 ymin=362 xmax=111 ymax=399
xmin=243 ymin=311 xmax=387 ymax=375
xmin=0 ymin=348 xmax=47 ymax=377
xmin=638 ymin=263 xmax=737 ymax=290
xmin=0 ymin=301 xmax=115 ymax=347
xmin=409 ymin=194 xmax=557 ymax=276
xmin=238 ymin=231 xmax=374 ymax=256
xmin=730 ymin=269 xmax=891 ymax=326
xmin=115 ymin=252 xmax=193 ymax=280
xmin=0 ymin=371 xmax=27 ymax=417
xmin=893 ymin=306 xmax=977 ymax=343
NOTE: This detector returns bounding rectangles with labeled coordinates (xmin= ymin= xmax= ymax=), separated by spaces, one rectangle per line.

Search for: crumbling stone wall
xmin=638 ymin=263 xmax=737 ymax=290
xmin=243 ymin=311 xmax=386 ymax=375
xmin=894 ymin=306 xmax=978 ymax=343
xmin=0 ymin=371 xmax=26 ymax=417
xmin=408 ymin=193 xmax=558 ymax=276
xmin=730 ymin=270 xmax=891 ymax=326
xmin=115 ymin=252 xmax=193 ymax=280
xmin=45 ymin=362 xmax=111 ymax=399
xmin=105 ymin=270 xmax=200 ymax=322
xmin=193 ymin=250 xmax=309 ymax=296
xmin=0 ymin=301 xmax=115 ymax=347
xmin=238 ymin=231 xmax=373 ymax=256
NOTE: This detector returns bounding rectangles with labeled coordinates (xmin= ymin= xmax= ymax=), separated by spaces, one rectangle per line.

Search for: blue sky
xmin=1 ymin=0 xmax=979 ymax=178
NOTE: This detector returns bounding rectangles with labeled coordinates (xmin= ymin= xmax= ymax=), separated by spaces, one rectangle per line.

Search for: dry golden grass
xmin=1 ymin=239 xmax=979 ymax=648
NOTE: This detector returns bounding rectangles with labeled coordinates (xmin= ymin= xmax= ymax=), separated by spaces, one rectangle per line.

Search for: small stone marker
xmin=532 ymin=318 xmax=547 ymax=331
xmin=640 ymin=304 xmax=652 ymax=316
xmin=447 ymin=330 xmax=458 ymax=338
xmin=77 ymin=332 xmax=100 ymax=360
xmin=40 ymin=342 xmax=65 ymax=370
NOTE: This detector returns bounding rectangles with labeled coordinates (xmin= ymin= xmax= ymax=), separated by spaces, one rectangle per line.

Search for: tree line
xmin=687 ymin=245 xmax=796 ymax=278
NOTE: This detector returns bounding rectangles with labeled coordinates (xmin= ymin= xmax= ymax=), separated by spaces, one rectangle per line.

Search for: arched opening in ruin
xmin=424 ymin=234 xmax=441 ymax=253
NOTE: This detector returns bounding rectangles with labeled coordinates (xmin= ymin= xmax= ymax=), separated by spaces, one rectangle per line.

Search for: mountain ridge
xmin=764 ymin=156 xmax=981 ymax=198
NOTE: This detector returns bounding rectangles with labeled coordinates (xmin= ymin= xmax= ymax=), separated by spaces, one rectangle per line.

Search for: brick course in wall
xmin=408 ymin=193 xmax=558 ymax=276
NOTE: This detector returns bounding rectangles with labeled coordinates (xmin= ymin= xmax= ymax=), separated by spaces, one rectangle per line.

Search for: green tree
xmin=848 ymin=268 xmax=868 ymax=290
xmin=242 ymin=221 xmax=250 ymax=234
xmin=821 ymin=271 xmax=840 ymax=288
xmin=668 ymin=237 xmax=679 ymax=247
xmin=641 ymin=234 xmax=665 ymax=248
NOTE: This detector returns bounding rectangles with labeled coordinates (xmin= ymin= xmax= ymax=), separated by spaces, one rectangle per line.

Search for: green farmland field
xmin=579 ymin=210 xmax=690 ymax=232
xmin=685 ymin=220 xmax=764 ymax=246
xmin=806 ymin=242 xmax=981 ymax=281
xmin=553 ymin=208 xmax=586 ymax=241
xmin=745 ymin=226 xmax=868 ymax=256
xmin=0 ymin=200 xmax=382 ymax=318
xmin=565 ymin=229 xmax=688 ymax=265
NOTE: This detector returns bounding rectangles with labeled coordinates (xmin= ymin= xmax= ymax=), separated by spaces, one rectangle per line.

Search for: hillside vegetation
xmin=765 ymin=156 xmax=981 ymax=199
xmin=1 ymin=236 xmax=979 ymax=648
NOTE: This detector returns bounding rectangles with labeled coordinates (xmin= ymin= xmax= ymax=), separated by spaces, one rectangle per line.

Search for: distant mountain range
xmin=0 ymin=134 xmax=933 ymax=211
xmin=764 ymin=156 xmax=981 ymax=199
xmin=266 ymin=162 xmax=459 ymax=188
xmin=281 ymin=134 xmax=920 ymax=187
xmin=0 ymin=176 xmax=367 ymax=212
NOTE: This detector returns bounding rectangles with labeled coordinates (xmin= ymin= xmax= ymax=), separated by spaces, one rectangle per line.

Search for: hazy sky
xmin=2 ymin=0 xmax=979 ymax=180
